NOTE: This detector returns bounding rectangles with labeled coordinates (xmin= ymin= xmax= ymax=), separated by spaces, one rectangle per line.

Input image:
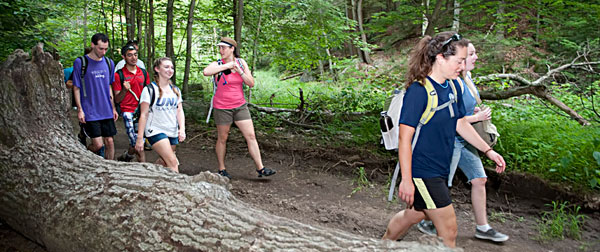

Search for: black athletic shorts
xmin=412 ymin=177 xmax=452 ymax=210
xmin=82 ymin=118 xmax=117 ymax=138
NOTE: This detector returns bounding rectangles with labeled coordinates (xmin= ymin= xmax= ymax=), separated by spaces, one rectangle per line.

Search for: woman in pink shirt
xmin=203 ymin=37 xmax=276 ymax=179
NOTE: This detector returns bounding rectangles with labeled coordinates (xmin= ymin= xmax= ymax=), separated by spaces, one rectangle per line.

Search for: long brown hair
xmin=405 ymin=31 xmax=469 ymax=87
xmin=153 ymin=57 xmax=180 ymax=99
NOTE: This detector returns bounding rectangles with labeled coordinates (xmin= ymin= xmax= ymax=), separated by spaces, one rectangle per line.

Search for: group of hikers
xmin=64 ymin=33 xmax=276 ymax=177
xmin=64 ymin=31 xmax=508 ymax=248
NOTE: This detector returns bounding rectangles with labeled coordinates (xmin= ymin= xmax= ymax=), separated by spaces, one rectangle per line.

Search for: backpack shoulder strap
xmin=105 ymin=57 xmax=113 ymax=76
xmin=148 ymin=82 xmax=157 ymax=108
xmin=236 ymin=58 xmax=245 ymax=71
xmin=449 ymin=79 xmax=458 ymax=100
xmin=78 ymin=56 xmax=88 ymax=97
xmin=116 ymin=68 xmax=125 ymax=86
xmin=418 ymin=78 xmax=438 ymax=125
xmin=141 ymin=68 xmax=148 ymax=86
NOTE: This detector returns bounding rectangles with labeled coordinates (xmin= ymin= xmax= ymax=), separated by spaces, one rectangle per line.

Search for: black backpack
xmin=116 ymin=67 xmax=148 ymax=93
xmin=77 ymin=55 xmax=113 ymax=97
xmin=132 ymin=82 xmax=156 ymax=124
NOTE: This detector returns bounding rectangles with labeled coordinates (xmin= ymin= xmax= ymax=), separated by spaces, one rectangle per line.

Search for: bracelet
xmin=484 ymin=148 xmax=493 ymax=155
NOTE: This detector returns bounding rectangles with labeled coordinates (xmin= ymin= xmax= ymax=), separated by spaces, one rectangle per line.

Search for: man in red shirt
xmin=113 ymin=45 xmax=150 ymax=162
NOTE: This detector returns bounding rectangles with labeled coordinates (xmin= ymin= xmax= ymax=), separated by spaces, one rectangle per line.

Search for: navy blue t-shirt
xmin=399 ymin=77 xmax=466 ymax=178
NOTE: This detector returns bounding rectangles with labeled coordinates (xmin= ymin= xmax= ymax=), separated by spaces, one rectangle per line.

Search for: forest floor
xmin=1 ymin=111 xmax=600 ymax=251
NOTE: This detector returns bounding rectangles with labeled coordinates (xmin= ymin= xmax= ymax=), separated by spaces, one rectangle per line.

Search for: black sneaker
xmin=117 ymin=151 xmax=135 ymax=162
xmin=256 ymin=167 xmax=276 ymax=177
xmin=475 ymin=228 xmax=509 ymax=242
xmin=218 ymin=169 xmax=232 ymax=179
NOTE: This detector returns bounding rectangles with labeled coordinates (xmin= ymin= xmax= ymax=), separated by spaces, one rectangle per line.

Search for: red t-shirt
xmin=112 ymin=66 xmax=149 ymax=113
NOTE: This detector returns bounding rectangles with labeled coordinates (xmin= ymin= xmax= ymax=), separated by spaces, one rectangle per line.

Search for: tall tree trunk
xmin=119 ymin=0 xmax=124 ymax=43
xmin=234 ymin=0 xmax=244 ymax=56
xmin=136 ymin=0 xmax=143 ymax=45
xmin=496 ymin=0 xmax=506 ymax=39
xmin=350 ymin=0 xmax=362 ymax=61
xmin=356 ymin=0 xmax=372 ymax=64
xmin=424 ymin=0 xmax=444 ymax=36
xmin=138 ymin=0 xmax=146 ymax=61
xmin=124 ymin=0 xmax=136 ymax=41
xmin=0 ymin=44 xmax=450 ymax=252
xmin=147 ymin=0 xmax=154 ymax=77
xmin=422 ymin=0 xmax=428 ymax=36
xmin=183 ymin=0 xmax=197 ymax=99
xmin=83 ymin=0 xmax=88 ymax=48
xmin=451 ymin=0 xmax=460 ymax=32
xmin=344 ymin=1 xmax=354 ymax=57
xmin=166 ymin=0 xmax=176 ymax=83
xmin=101 ymin=0 xmax=108 ymax=40
xmin=111 ymin=0 xmax=116 ymax=56
xmin=251 ymin=3 xmax=263 ymax=72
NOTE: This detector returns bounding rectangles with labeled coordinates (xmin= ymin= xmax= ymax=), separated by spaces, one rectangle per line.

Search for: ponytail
xmin=405 ymin=31 xmax=470 ymax=87
xmin=405 ymin=36 xmax=433 ymax=88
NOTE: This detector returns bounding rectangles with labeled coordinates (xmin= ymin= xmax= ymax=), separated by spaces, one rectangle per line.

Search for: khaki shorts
xmin=213 ymin=103 xmax=251 ymax=125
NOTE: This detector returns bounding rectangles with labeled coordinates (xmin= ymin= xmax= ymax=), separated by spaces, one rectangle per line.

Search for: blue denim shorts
xmin=147 ymin=133 xmax=179 ymax=146
xmin=447 ymin=138 xmax=487 ymax=187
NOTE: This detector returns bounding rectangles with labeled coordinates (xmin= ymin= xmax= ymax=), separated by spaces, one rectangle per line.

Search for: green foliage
xmin=350 ymin=166 xmax=370 ymax=195
xmin=490 ymin=95 xmax=600 ymax=191
xmin=0 ymin=0 xmax=62 ymax=60
xmin=537 ymin=201 xmax=586 ymax=241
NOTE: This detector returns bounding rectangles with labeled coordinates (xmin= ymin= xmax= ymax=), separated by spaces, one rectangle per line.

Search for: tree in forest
xmin=182 ymin=0 xmax=197 ymax=99
xmin=0 ymin=44 xmax=452 ymax=252
xmin=165 ymin=0 xmax=176 ymax=82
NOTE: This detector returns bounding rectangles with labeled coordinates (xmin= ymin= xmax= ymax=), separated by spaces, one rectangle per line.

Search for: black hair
xmin=91 ymin=33 xmax=110 ymax=45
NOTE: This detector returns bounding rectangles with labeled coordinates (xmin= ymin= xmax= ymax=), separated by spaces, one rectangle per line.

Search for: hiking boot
xmin=117 ymin=151 xmax=135 ymax=162
xmin=95 ymin=146 xmax=105 ymax=158
xmin=256 ymin=167 xmax=276 ymax=177
xmin=475 ymin=228 xmax=509 ymax=242
xmin=417 ymin=220 xmax=437 ymax=236
xmin=218 ymin=169 xmax=232 ymax=179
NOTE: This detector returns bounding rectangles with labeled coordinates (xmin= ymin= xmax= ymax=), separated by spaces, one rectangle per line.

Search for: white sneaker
xmin=475 ymin=228 xmax=509 ymax=242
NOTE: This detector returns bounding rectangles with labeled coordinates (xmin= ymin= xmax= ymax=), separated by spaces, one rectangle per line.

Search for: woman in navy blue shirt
xmin=382 ymin=32 xmax=506 ymax=248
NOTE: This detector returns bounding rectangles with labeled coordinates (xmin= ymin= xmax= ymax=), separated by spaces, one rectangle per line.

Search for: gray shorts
xmin=213 ymin=103 xmax=251 ymax=125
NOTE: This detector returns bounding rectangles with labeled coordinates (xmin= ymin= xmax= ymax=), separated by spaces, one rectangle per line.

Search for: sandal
xmin=256 ymin=167 xmax=276 ymax=177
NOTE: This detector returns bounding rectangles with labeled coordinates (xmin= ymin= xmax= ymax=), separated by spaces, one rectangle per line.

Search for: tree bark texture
xmin=356 ymin=0 xmax=372 ymax=64
xmin=183 ymin=0 xmax=196 ymax=99
xmin=234 ymin=0 xmax=244 ymax=56
xmin=136 ymin=0 xmax=143 ymax=48
xmin=124 ymin=0 xmax=136 ymax=41
xmin=146 ymin=0 xmax=154 ymax=78
xmin=0 ymin=45 xmax=453 ymax=251
xmin=166 ymin=0 xmax=176 ymax=83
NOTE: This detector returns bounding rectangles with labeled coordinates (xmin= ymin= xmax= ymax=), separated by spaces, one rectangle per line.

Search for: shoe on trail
xmin=218 ymin=169 xmax=232 ymax=179
xmin=475 ymin=228 xmax=509 ymax=242
xmin=417 ymin=220 xmax=437 ymax=236
xmin=256 ymin=167 xmax=276 ymax=177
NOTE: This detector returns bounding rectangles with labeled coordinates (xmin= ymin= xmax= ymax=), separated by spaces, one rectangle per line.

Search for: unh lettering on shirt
xmin=155 ymin=97 xmax=179 ymax=111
